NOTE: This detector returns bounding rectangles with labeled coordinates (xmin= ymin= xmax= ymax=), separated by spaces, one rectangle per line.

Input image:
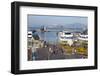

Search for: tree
xmin=32 ymin=30 xmax=36 ymax=34
xmin=32 ymin=34 xmax=40 ymax=40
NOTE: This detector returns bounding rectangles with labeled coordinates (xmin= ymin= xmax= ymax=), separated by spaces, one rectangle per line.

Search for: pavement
xmin=32 ymin=44 xmax=87 ymax=60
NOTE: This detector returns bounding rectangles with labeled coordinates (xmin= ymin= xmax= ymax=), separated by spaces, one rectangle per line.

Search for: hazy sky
xmin=28 ymin=15 xmax=88 ymax=27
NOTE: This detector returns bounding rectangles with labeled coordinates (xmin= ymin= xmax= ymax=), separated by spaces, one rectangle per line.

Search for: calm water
xmin=36 ymin=31 xmax=58 ymax=44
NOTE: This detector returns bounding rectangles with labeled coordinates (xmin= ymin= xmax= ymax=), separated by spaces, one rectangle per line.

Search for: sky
xmin=28 ymin=15 xmax=88 ymax=28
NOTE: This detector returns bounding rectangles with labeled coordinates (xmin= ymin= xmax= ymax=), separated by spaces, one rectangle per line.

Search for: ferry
xmin=78 ymin=34 xmax=88 ymax=41
xmin=58 ymin=31 xmax=74 ymax=46
xmin=58 ymin=31 xmax=73 ymax=40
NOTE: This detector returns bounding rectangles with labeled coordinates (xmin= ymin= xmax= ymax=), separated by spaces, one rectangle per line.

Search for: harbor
xmin=28 ymin=26 xmax=88 ymax=61
xmin=27 ymin=15 xmax=88 ymax=61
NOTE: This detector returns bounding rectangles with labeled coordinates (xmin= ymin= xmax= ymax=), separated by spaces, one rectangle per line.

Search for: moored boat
xmin=58 ymin=31 xmax=74 ymax=46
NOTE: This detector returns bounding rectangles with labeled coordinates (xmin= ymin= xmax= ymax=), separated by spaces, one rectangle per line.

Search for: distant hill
xmin=28 ymin=23 xmax=87 ymax=32
xmin=47 ymin=23 xmax=87 ymax=30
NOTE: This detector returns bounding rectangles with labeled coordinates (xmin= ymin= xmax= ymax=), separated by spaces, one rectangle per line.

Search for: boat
xmin=28 ymin=31 xmax=32 ymax=38
xmin=78 ymin=34 xmax=88 ymax=41
xmin=58 ymin=31 xmax=74 ymax=46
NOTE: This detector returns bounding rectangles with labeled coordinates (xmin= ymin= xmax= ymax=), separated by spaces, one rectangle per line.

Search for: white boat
xmin=28 ymin=31 xmax=32 ymax=38
xmin=58 ymin=31 xmax=74 ymax=46
xmin=78 ymin=34 xmax=88 ymax=41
